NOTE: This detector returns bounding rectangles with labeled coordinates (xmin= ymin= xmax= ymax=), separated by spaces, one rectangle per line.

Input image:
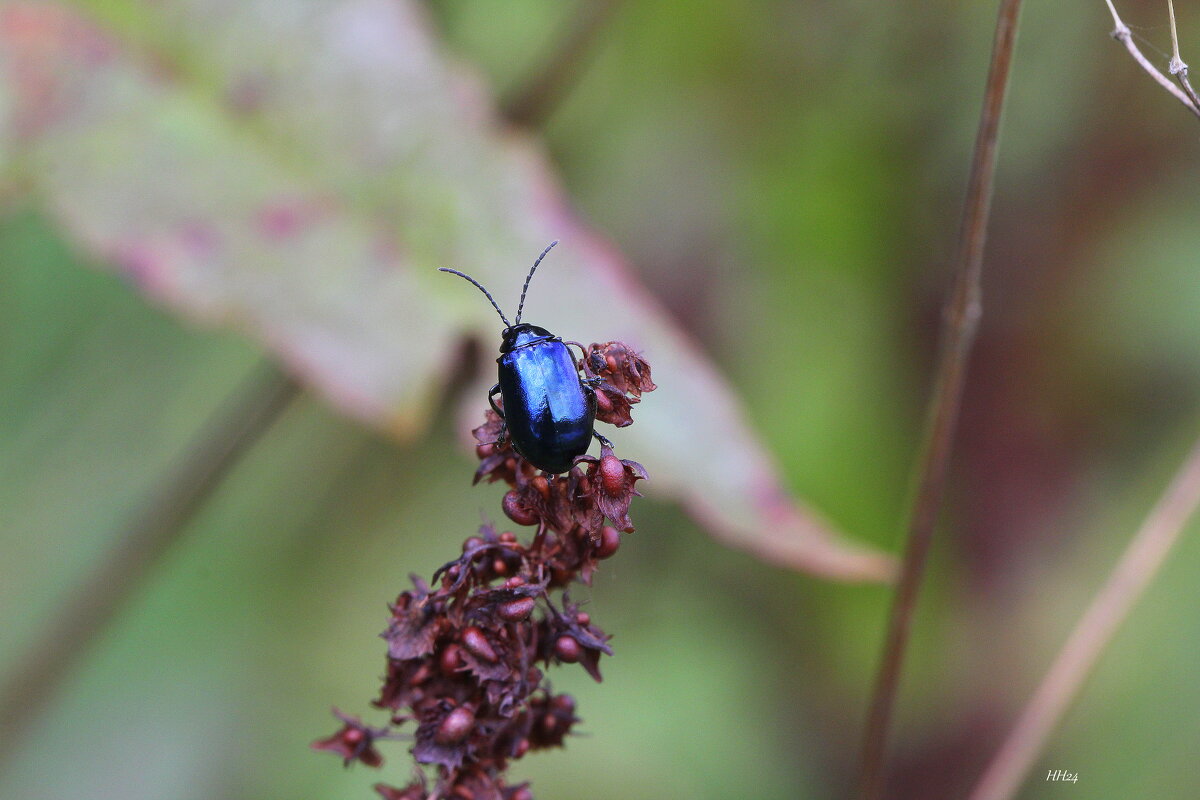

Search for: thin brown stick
xmin=857 ymin=1 xmax=1023 ymax=797
xmin=1165 ymin=0 xmax=1200 ymax=110
xmin=500 ymin=0 xmax=625 ymax=129
xmin=968 ymin=433 xmax=1200 ymax=800
xmin=1177 ymin=57 xmax=1200 ymax=108
xmin=0 ymin=364 xmax=300 ymax=770
xmin=1105 ymin=0 xmax=1200 ymax=117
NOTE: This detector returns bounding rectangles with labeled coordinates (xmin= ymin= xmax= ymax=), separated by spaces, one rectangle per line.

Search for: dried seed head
xmin=575 ymin=444 xmax=648 ymax=532
xmin=502 ymin=490 xmax=540 ymax=526
xmin=310 ymin=711 xmax=385 ymax=768
xmin=374 ymin=782 xmax=426 ymax=800
xmin=594 ymin=388 xmax=613 ymax=414
xmin=461 ymin=626 xmax=498 ymax=663
xmin=319 ymin=341 xmax=654 ymax=800
xmin=599 ymin=452 xmax=625 ymax=495
xmin=439 ymin=643 xmax=463 ymax=676
xmin=435 ymin=706 xmax=476 ymax=746
xmin=498 ymin=597 xmax=537 ymax=622
xmin=595 ymin=525 xmax=621 ymax=559
xmin=553 ymin=635 xmax=581 ymax=663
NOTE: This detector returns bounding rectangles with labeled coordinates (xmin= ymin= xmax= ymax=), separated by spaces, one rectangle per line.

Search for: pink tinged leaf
xmin=0 ymin=1 xmax=894 ymax=582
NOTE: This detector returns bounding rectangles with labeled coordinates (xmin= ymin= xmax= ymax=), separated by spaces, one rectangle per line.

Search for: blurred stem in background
xmin=501 ymin=0 xmax=626 ymax=128
xmin=858 ymin=0 xmax=1023 ymax=797
xmin=969 ymin=431 xmax=1200 ymax=799
xmin=0 ymin=365 xmax=299 ymax=767
xmin=963 ymin=4 xmax=1200 ymax=797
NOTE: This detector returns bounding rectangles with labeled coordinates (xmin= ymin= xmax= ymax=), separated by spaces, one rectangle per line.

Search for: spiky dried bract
xmin=582 ymin=341 xmax=655 ymax=427
xmin=574 ymin=445 xmax=647 ymax=533
xmin=311 ymin=709 xmax=388 ymax=768
xmin=315 ymin=341 xmax=655 ymax=799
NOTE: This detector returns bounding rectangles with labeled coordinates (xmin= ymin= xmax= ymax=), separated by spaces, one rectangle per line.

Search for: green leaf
xmin=0 ymin=1 xmax=892 ymax=581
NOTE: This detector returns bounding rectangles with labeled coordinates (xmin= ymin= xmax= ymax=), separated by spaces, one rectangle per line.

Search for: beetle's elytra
xmin=440 ymin=241 xmax=603 ymax=474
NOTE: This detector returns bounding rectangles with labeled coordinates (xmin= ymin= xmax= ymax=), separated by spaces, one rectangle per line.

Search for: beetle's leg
xmin=488 ymin=383 xmax=505 ymax=420
xmin=563 ymin=340 xmax=588 ymax=361
xmin=486 ymin=384 xmax=510 ymax=447
xmin=480 ymin=427 xmax=510 ymax=449
xmin=582 ymin=375 xmax=603 ymax=388
xmin=564 ymin=340 xmax=601 ymax=380
xmin=592 ymin=431 xmax=614 ymax=449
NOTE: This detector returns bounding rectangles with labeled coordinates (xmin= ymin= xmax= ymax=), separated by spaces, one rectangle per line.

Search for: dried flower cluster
xmin=314 ymin=341 xmax=655 ymax=800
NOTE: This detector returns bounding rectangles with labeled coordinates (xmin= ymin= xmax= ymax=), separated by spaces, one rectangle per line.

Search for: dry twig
xmin=1166 ymin=0 xmax=1200 ymax=109
xmin=501 ymin=0 xmax=626 ymax=128
xmin=857 ymin=1 xmax=1023 ymax=797
xmin=1104 ymin=0 xmax=1200 ymax=116
xmin=0 ymin=366 xmax=299 ymax=773
xmin=968 ymin=434 xmax=1200 ymax=800
xmin=962 ymin=7 xmax=1200 ymax=797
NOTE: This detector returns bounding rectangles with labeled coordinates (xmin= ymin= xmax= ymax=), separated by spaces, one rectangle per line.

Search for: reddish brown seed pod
xmin=439 ymin=644 xmax=463 ymax=675
xmin=554 ymin=635 xmax=582 ymax=663
xmin=548 ymin=564 xmax=573 ymax=588
xmin=498 ymin=597 xmax=536 ymax=622
xmin=594 ymin=389 xmax=613 ymax=414
xmin=598 ymin=453 xmax=625 ymax=495
xmin=462 ymin=626 xmax=499 ymax=663
xmin=502 ymin=490 xmax=539 ymax=526
xmin=435 ymin=706 xmax=476 ymax=745
xmin=409 ymin=663 xmax=433 ymax=685
xmin=595 ymin=525 xmax=621 ymax=559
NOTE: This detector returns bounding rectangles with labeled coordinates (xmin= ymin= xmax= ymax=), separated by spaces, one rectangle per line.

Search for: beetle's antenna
xmin=514 ymin=240 xmax=559 ymax=326
xmin=439 ymin=268 xmax=512 ymax=328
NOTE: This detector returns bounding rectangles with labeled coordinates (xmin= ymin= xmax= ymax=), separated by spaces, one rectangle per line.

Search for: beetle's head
xmin=500 ymin=323 xmax=554 ymax=353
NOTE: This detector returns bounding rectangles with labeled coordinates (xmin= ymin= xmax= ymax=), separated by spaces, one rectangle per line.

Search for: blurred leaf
xmin=0 ymin=1 xmax=892 ymax=581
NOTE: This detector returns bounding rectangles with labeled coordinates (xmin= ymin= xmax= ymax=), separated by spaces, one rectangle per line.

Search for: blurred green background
xmin=4 ymin=0 xmax=1200 ymax=798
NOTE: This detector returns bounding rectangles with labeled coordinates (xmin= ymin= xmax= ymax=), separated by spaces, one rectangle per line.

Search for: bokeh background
xmin=3 ymin=0 xmax=1200 ymax=798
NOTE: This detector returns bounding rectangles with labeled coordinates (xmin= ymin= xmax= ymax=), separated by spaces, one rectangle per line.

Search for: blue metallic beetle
xmin=440 ymin=241 xmax=609 ymax=474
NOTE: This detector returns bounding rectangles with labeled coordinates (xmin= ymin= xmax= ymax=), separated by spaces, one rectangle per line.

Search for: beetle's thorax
xmin=499 ymin=323 xmax=557 ymax=354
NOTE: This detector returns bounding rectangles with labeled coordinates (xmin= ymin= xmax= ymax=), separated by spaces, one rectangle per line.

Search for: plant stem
xmin=857 ymin=1 xmax=1023 ymax=797
xmin=500 ymin=0 xmax=625 ymax=129
xmin=1165 ymin=0 xmax=1200 ymax=111
xmin=1104 ymin=0 xmax=1200 ymax=117
xmin=0 ymin=364 xmax=299 ymax=770
xmin=967 ymin=433 xmax=1200 ymax=800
